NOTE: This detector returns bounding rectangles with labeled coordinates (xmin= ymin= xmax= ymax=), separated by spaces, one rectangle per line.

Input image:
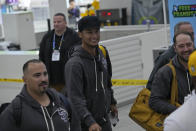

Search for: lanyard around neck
xmin=53 ymin=32 xmax=64 ymax=50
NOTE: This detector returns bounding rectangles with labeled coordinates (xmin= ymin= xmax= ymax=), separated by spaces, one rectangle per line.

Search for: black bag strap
xmin=99 ymin=45 xmax=106 ymax=58
xmin=12 ymin=95 xmax=22 ymax=127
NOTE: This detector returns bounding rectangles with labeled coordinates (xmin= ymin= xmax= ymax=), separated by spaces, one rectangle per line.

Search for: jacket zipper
xmin=94 ymin=58 xmax=107 ymax=113
xmin=101 ymin=72 xmax=106 ymax=95
xmin=101 ymin=71 xmax=108 ymax=113
xmin=186 ymin=71 xmax=191 ymax=94
xmin=41 ymin=105 xmax=58 ymax=131
xmin=44 ymin=107 xmax=56 ymax=131
xmin=94 ymin=58 xmax=98 ymax=92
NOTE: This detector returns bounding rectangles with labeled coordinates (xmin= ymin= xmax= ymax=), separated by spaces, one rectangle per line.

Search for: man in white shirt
xmin=164 ymin=50 xmax=196 ymax=131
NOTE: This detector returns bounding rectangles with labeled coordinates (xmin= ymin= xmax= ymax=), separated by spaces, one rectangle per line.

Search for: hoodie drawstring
xmin=41 ymin=106 xmax=50 ymax=131
xmin=41 ymin=106 xmax=55 ymax=131
xmin=94 ymin=58 xmax=98 ymax=92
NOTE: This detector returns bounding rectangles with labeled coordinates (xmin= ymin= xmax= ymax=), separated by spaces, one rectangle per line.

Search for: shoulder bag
xmin=129 ymin=60 xmax=180 ymax=131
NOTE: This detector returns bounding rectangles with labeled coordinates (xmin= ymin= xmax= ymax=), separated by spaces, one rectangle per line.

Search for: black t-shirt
xmin=50 ymin=34 xmax=64 ymax=85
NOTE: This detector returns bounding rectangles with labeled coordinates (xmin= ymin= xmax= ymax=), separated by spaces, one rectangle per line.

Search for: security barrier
xmin=0 ymin=78 xmax=23 ymax=83
xmin=0 ymin=78 xmax=147 ymax=86
xmin=112 ymin=79 xmax=147 ymax=86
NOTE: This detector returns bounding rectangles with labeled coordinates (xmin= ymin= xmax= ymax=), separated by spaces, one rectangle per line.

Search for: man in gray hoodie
xmin=0 ymin=59 xmax=72 ymax=131
xmin=65 ymin=16 xmax=118 ymax=131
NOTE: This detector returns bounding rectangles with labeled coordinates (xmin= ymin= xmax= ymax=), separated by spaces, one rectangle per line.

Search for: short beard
xmin=178 ymin=55 xmax=188 ymax=63
xmin=40 ymin=88 xmax=47 ymax=95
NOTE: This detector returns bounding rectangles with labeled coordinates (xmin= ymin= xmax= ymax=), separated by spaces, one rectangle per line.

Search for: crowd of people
xmin=0 ymin=14 xmax=118 ymax=131
xmin=0 ymin=11 xmax=196 ymax=131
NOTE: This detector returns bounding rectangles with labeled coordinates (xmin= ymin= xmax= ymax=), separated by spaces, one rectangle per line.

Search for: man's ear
xmin=174 ymin=45 xmax=177 ymax=53
xmin=22 ymin=76 xmax=26 ymax=83
xmin=78 ymin=32 xmax=82 ymax=38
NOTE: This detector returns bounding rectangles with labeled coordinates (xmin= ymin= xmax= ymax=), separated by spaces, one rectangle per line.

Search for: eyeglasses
xmin=175 ymin=42 xmax=193 ymax=49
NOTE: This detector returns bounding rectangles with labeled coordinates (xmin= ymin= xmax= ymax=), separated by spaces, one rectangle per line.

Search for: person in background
xmin=164 ymin=51 xmax=196 ymax=131
xmin=39 ymin=12 xmax=81 ymax=93
xmin=149 ymin=31 xmax=195 ymax=114
xmin=65 ymin=16 xmax=118 ymax=131
xmin=146 ymin=21 xmax=194 ymax=90
xmin=0 ymin=59 xmax=72 ymax=131
xmin=68 ymin=0 xmax=80 ymax=25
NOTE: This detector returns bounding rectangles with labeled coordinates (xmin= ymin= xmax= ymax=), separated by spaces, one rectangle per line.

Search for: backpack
xmin=0 ymin=95 xmax=23 ymax=127
xmin=99 ymin=45 xmax=106 ymax=58
xmin=0 ymin=93 xmax=71 ymax=127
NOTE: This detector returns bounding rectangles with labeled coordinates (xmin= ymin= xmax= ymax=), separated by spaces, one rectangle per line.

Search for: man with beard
xmin=0 ymin=59 xmax=72 ymax=131
xmin=146 ymin=21 xmax=194 ymax=90
xmin=164 ymin=51 xmax=196 ymax=131
xmin=149 ymin=31 xmax=195 ymax=115
xmin=65 ymin=16 xmax=118 ymax=131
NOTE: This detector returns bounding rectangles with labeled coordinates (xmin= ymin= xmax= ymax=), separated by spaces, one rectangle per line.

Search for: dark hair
xmin=78 ymin=16 xmax=101 ymax=32
xmin=54 ymin=13 xmax=66 ymax=21
xmin=23 ymin=59 xmax=43 ymax=74
xmin=174 ymin=21 xmax=192 ymax=34
xmin=173 ymin=31 xmax=194 ymax=45
xmin=69 ymin=0 xmax=74 ymax=3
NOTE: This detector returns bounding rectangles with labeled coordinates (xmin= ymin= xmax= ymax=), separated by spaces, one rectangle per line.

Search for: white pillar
xmin=48 ymin=0 xmax=69 ymax=29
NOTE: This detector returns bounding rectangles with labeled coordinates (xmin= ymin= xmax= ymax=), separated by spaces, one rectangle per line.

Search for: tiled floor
xmin=112 ymin=104 xmax=145 ymax=131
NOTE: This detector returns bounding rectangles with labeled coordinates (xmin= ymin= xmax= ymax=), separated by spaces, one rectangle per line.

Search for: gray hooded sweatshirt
xmin=65 ymin=45 xmax=116 ymax=130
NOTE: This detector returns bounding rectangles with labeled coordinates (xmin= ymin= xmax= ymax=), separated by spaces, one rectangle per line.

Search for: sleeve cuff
xmin=84 ymin=115 xmax=96 ymax=127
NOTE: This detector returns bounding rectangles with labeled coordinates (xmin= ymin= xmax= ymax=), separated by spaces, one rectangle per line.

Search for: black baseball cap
xmin=78 ymin=16 xmax=101 ymax=32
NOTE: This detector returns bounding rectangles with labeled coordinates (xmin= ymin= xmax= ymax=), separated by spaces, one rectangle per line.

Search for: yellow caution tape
xmin=112 ymin=79 xmax=148 ymax=86
xmin=0 ymin=78 xmax=148 ymax=86
xmin=0 ymin=78 xmax=23 ymax=83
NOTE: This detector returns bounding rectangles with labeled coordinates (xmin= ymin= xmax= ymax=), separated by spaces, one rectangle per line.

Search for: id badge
xmin=52 ymin=50 xmax=60 ymax=61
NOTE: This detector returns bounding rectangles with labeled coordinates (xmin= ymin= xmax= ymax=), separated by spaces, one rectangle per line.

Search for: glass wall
xmin=30 ymin=0 xmax=49 ymax=32
xmin=0 ymin=0 xmax=49 ymax=33
xmin=0 ymin=0 xmax=96 ymax=33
